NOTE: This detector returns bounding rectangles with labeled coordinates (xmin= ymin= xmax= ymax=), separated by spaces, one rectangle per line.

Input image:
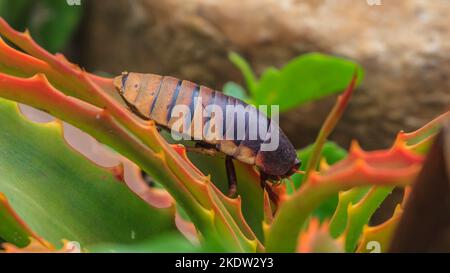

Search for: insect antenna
xmin=294 ymin=169 xmax=306 ymax=175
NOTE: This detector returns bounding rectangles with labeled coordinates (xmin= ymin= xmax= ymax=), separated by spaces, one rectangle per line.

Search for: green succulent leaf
xmin=346 ymin=187 xmax=394 ymax=252
xmin=330 ymin=186 xmax=394 ymax=252
xmin=0 ymin=98 xmax=177 ymax=250
xmin=329 ymin=187 xmax=370 ymax=238
xmin=288 ymin=142 xmax=347 ymax=220
xmin=187 ymin=152 xmax=265 ymax=242
xmin=0 ymin=194 xmax=33 ymax=247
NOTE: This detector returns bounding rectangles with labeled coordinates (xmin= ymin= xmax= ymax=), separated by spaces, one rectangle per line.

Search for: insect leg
xmin=260 ymin=173 xmax=279 ymax=206
xmin=225 ymin=155 xmax=237 ymax=197
xmin=260 ymin=172 xmax=267 ymax=188
xmin=185 ymin=142 xmax=218 ymax=156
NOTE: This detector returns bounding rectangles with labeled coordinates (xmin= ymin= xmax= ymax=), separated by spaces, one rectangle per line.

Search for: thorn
xmin=23 ymin=28 xmax=31 ymax=38
xmin=319 ymin=158 xmax=329 ymax=171
xmin=354 ymin=158 xmax=367 ymax=171
xmin=349 ymin=140 xmax=363 ymax=155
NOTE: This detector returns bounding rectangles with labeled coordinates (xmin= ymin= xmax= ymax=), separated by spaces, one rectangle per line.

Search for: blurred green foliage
xmin=224 ymin=52 xmax=364 ymax=113
xmin=0 ymin=0 xmax=82 ymax=53
xmin=222 ymin=81 xmax=249 ymax=103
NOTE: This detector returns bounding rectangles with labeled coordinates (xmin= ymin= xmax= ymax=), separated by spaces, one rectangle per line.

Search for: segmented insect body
xmin=113 ymin=72 xmax=300 ymax=183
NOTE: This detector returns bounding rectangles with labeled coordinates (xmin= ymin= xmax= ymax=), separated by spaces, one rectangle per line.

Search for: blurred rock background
xmin=79 ymin=0 xmax=450 ymax=150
